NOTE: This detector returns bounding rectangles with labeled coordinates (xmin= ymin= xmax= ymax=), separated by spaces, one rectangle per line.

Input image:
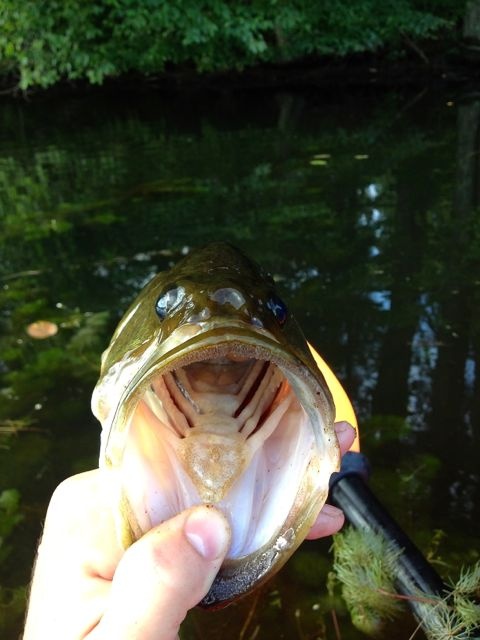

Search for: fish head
xmin=92 ymin=242 xmax=340 ymax=607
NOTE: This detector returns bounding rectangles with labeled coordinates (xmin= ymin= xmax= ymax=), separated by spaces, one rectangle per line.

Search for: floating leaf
xmin=26 ymin=321 xmax=58 ymax=339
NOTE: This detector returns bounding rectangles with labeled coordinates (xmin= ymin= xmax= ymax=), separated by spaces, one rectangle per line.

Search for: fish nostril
xmin=209 ymin=287 xmax=246 ymax=310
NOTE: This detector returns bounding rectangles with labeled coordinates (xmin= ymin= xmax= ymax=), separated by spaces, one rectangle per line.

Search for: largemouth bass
xmin=92 ymin=243 xmax=340 ymax=607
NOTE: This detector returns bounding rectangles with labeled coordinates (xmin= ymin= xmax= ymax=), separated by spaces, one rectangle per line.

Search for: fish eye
xmin=155 ymin=285 xmax=186 ymax=320
xmin=266 ymin=294 xmax=288 ymax=326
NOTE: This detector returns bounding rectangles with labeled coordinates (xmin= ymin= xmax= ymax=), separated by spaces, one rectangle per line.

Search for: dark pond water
xmin=0 ymin=85 xmax=479 ymax=639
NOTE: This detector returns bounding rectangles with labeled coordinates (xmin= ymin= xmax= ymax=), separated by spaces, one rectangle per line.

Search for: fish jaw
xmin=95 ymin=327 xmax=339 ymax=606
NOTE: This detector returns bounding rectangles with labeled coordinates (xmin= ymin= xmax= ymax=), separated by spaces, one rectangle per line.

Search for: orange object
xmin=308 ymin=343 xmax=360 ymax=452
xmin=26 ymin=320 xmax=58 ymax=339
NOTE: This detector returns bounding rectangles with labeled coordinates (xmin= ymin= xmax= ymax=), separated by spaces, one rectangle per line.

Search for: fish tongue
xmin=176 ymin=431 xmax=249 ymax=502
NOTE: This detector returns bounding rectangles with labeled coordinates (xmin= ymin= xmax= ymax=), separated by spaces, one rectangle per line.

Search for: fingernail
xmin=320 ymin=503 xmax=343 ymax=519
xmin=184 ymin=506 xmax=231 ymax=560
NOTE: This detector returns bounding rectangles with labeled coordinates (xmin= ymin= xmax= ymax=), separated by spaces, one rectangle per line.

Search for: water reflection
xmin=0 ymin=87 xmax=479 ymax=638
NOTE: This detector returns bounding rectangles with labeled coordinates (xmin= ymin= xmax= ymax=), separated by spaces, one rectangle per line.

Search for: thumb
xmin=91 ymin=506 xmax=231 ymax=640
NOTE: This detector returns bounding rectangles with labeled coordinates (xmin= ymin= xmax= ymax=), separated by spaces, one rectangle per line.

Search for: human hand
xmin=23 ymin=421 xmax=355 ymax=640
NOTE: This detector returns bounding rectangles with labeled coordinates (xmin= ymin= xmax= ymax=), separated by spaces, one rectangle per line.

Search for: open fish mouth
xmin=103 ymin=332 xmax=338 ymax=604
xmin=129 ymin=351 xmax=315 ymax=554
xmin=94 ymin=243 xmax=341 ymax=607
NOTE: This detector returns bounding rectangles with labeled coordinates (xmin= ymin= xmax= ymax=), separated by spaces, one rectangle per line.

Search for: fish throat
xmin=147 ymin=356 xmax=292 ymax=503
xmin=124 ymin=341 xmax=320 ymax=561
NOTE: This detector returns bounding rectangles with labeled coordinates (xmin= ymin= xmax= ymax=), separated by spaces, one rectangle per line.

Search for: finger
xmin=305 ymin=503 xmax=344 ymax=539
xmin=334 ymin=420 xmax=356 ymax=455
xmin=24 ymin=470 xmax=122 ymax=640
xmin=89 ymin=506 xmax=231 ymax=640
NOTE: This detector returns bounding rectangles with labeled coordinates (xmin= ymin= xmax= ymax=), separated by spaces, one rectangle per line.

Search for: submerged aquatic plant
xmin=418 ymin=562 xmax=480 ymax=640
xmin=0 ymin=488 xmax=24 ymax=562
xmin=66 ymin=311 xmax=110 ymax=359
xmin=0 ymin=489 xmax=27 ymax=637
xmin=331 ymin=526 xmax=403 ymax=635
xmin=332 ymin=526 xmax=480 ymax=639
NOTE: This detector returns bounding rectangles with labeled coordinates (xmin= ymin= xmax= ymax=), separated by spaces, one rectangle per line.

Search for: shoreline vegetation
xmin=1 ymin=0 xmax=480 ymax=94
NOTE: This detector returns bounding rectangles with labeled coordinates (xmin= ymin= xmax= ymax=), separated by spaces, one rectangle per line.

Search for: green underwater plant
xmin=418 ymin=562 xmax=480 ymax=640
xmin=0 ymin=489 xmax=27 ymax=637
xmin=0 ymin=489 xmax=24 ymax=562
xmin=331 ymin=526 xmax=403 ymax=635
xmin=331 ymin=526 xmax=480 ymax=639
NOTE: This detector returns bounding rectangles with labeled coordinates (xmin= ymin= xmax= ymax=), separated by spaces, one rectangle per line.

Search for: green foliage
xmin=0 ymin=488 xmax=28 ymax=638
xmin=399 ymin=453 xmax=442 ymax=498
xmin=419 ymin=562 xmax=480 ymax=640
xmin=331 ymin=527 xmax=403 ymax=635
xmin=0 ymin=489 xmax=23 ymax=565
xmin=362 ymin=414 xmax=412 ymax=446
xmin=66 ymin=311 xmax=110 ymax=357
xmin=0 ymin=306 xmax=110 ymax=422
xmin=332 ymin=528 xmax=480 ymax=639
xmin=0 ymin=584 xmax=27 ymax=639
xmin=0 ymin=0 xmax=465 ymax=88
xmin=288 ymin=549 xmax=332 ymax=589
